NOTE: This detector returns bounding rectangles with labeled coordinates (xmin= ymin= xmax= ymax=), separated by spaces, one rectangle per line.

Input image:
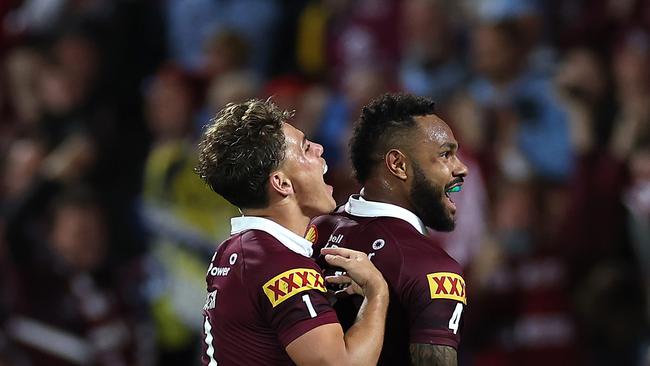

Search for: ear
xmin=269 ymin=171 xmax=294 ymax=197
xmin=385 ymin=149 xmax=408 ymax=180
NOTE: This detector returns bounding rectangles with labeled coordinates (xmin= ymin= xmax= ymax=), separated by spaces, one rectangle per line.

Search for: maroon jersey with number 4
xmin=308 ymin=195 xmax=467 ymax=365
xmin=201 ymin=216 xmax=338 ymax=366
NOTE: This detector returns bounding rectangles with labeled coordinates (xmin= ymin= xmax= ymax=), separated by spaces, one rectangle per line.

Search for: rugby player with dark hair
xmin=308 ymin=93 xmax=469 ymax=365
xmin=195 ymin=99 xmax=389 ymax=366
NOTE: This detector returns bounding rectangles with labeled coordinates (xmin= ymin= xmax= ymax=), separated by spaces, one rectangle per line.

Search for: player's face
xmin=408 ymin=115 xmax=468 ymax=231
xmin=280 ymin=123 xmax=336 ymax=217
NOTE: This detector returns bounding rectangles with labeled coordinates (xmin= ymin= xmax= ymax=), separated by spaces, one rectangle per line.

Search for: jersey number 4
xmin=448 ymin=303 xmax=463 ymax=335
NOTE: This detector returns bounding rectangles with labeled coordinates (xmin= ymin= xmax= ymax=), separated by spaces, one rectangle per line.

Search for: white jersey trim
xmin=344 ymin=194 xmax=427 ymax=235
xmin=231 ymin=216 xmax=313 ymax=257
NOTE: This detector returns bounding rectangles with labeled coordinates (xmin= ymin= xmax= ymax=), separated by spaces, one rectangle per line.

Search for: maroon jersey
xmin=308 ymin=195 xmax=466 ymax=365
xmin=201 ymin=216 xmax=338 ymax=366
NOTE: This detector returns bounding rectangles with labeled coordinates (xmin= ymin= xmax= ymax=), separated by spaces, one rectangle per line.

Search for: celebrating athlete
xmin=309 ymin=93 xmax=468 ymax=365
xmin=195 ymin=99 xmax=389 ymax=366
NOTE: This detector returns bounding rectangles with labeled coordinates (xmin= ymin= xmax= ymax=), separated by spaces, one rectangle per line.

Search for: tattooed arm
xmin=409 ymin=344 xmax=457 ymax=366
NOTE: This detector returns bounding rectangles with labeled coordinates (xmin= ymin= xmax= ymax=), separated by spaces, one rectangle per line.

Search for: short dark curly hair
xmin=195 ymin=99 xmax=293 ymax=209
xmin=350 ymin=93 xmax=436 ymax=183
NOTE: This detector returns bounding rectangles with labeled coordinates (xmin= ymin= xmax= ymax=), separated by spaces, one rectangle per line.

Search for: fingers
xmin=321 ymin=247 xmax=386 ymax=298
xmin=325 ymin=274 xmax=352 ymax=285
xmin=321 ymin=247 xmax=365 ymax=260
xmin=323 ymin=253 xmax=349 ymax=268
xmin=341 ymin=285 xmax=359 ymax=296
xmin=335 ymin=286 xmax=357 ymax=298
xmin=326 ymin=275 xmax=352 ymax=295
xmin=327 ymin=276 xmax=362 ymax=297
xmin=322 ymin=248 xmax=367 ymax=271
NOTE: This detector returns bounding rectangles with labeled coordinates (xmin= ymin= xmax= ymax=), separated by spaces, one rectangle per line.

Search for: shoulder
xmin=307 ymin=208 xmax=352 ymax=248
xmin=398 ymin=231 xmax=464 ymax=279
xmin=309 ymin=208 xmax=349 ymax=232
xmin=238 ymin=230 xmax=320 ymax=271
xmin=403 ymin=235 xmax=463 ymax=274
xmin=234 ymin=230 xmax=326 ymax=305
xmin=398 ymin=235 xmax=466 ymax=305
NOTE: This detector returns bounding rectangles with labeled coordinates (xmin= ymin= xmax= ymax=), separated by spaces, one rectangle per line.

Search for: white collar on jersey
xmin=230 ymin=216 xmax=313 ymax=257
xmin=344 ymin=193 xmax=427 ymax=235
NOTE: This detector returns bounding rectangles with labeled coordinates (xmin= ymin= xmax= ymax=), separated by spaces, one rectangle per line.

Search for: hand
xmin=321 ymin=247 xmax=387 ymax=299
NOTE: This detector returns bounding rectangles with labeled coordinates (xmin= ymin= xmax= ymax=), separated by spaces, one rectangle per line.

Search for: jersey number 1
xmin=302 ymin=294 xmax=317 ymax=318
xmin=448 ymin=303 xmax=463 ymax=334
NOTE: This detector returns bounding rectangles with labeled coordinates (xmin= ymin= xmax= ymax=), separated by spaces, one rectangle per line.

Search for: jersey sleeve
xmin=399 ymin=257 xmax=466 ymax=349
xmin=257 ymin=254 xmax=339 ymax=347
xmin=370 ymin=225 xmax=466 ymax=349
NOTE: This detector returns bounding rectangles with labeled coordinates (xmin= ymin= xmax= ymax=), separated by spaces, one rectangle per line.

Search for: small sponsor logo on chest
xmin=305 ymin=225 xmax=318 ymax=243
xmin=206 ymin=253 xmax=237 ymax=277
xmin=208 ymin=266 xmax=231 ymax=276
xmin=328 ymin=234 xmax=344 ymax=245
xmin=203 ymin=290 xmax=217 ymax=310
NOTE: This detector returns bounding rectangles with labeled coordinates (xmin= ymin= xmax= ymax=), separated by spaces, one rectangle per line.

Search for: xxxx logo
xmin=426 ymin=272 xmax=467 ymax=304
xmin=263 ymin=268 xmax=326 ymax=307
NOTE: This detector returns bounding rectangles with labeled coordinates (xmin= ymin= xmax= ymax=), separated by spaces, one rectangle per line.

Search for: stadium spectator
xmin=2 ymin=136 xmax=149 ymax=365
xmin=468 ymin=20 xmax=574 ymax=182
xmin=140 ymin=64 xmax=240 ymax=365
xmin=398 ymin=0 xmax=467 ymax=104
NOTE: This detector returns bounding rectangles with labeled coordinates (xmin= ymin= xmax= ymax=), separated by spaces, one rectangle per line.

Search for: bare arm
xmin=286 ymin=247 xmax=389 ymax=366
xmin=409 ymin=344 xmax=457 ymax=366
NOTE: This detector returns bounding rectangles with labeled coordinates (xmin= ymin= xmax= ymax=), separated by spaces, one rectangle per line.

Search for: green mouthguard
xmin=447 ymin=186 xmax=462 ymax=193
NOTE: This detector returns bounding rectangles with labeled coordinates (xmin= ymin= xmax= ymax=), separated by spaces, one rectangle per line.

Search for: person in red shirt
xmin=195 ymin=99 xmax=389 ymax=366
xmin=308 ymin=93 xmax=469 ymax=365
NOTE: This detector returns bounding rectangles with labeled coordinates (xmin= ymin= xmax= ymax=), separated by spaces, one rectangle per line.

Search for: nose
xmin=454 ymin=156 xmax=469 ymax=177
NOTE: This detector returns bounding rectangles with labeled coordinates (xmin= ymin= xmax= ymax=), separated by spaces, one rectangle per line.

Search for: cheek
xmin=429 ymin=161 xmax=452 ymax=184
xmin=290 ymin=168 xmax=317 ymax=195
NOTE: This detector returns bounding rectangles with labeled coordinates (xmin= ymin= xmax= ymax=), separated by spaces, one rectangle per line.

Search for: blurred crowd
xmin=0 ymin=0 xmax=649 ymax=365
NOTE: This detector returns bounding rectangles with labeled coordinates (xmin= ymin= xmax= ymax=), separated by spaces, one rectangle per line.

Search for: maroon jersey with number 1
xmin=201 ymin=216 xmax=338 ymax=366
xmin=308 ymin=195 xmax=467 ymax=365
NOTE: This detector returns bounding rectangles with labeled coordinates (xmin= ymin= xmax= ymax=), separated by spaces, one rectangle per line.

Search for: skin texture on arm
xmin=409 ymin=344 xmax=458 ymax=366
xmin=286 ymin=323 xmax=348 ymax=366
xmin=286 ymin=247 xmax=389 ymax=366
xmin=286 ymin=294 xmax=388 ymax=366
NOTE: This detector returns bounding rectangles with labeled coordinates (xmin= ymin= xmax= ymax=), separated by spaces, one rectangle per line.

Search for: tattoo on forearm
xmin=409 ymin=344 xmax=457 ymax=366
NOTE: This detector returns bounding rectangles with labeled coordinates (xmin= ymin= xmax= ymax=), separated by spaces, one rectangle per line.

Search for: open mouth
xmin=323 ymin=162 xmax=333 ymax=194
xmin=444 ymin=180 xmax=463 ymax=206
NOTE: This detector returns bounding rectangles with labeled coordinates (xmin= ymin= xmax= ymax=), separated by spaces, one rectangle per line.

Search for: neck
xmin=361 ymin=176 xmax=414 ymax=212
xmin=241 ymin=200 xmax=310 ymax=237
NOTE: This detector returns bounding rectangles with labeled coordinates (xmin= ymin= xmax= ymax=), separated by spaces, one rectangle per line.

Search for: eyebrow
xmin=440 ymin=142 xmax=459 ymax=150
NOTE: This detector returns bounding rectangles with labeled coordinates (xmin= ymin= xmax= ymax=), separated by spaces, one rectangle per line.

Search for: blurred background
xmin=0 ymin=0 xmax=648 ymax=365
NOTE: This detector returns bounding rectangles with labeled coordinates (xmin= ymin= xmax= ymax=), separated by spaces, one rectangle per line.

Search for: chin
xmin=426 ymin=214 xmax=456 ymax=232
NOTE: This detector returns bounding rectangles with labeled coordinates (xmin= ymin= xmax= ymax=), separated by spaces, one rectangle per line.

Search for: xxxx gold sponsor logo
xmin=426 ymin=272 xmax=467 ymax=304
xmin=305 ymin=225 xmax=318 ymax=244
xmin=263 ymin=268 xmax=326 ymax=307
